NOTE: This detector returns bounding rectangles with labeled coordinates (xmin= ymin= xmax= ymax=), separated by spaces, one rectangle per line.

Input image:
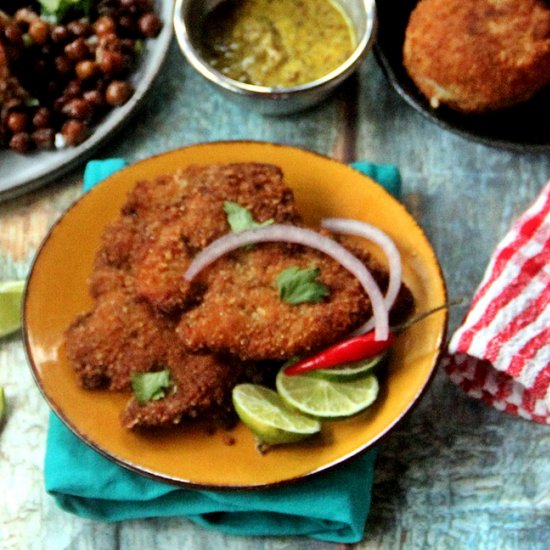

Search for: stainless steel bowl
xmin=173 ymin=0 xmax=377 ymax=115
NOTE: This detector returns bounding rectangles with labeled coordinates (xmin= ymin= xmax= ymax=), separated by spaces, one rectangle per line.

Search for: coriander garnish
xmin=276 ymin=266 xmax=330 ymax=305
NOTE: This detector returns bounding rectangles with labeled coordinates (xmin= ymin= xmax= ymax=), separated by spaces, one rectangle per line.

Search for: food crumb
xmin=206 ymin=425 xmax=217 ymax=436
xmin=221 ymin=434 xmax=236 ymax=446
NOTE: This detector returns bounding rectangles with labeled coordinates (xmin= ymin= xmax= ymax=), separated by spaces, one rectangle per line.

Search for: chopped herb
xmin=24 ymin=97 xmax=40 ymax=108
xmin=276 ymin=266 xmax=330 ymax=305
xmin=224 ymin=201 xmax=273 ymax=233
xmin=38 ymin=0 xmax=93 ymax=20
xmin=131 ymin=370 xmax=171 ymax=404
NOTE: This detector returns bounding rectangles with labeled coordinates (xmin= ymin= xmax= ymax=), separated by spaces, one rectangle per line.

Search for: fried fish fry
xmin=65 ymin=290 xmax=174 ymax=391
xmin=89 ymin=215 xmax=143 ymax=297
xmin=126 ymin=163 xmax=302 ymax=312
xmin=176 ymin=241 xmax=414 ymax=361
xmin=120 ymin=349 xmax=248 ymax=430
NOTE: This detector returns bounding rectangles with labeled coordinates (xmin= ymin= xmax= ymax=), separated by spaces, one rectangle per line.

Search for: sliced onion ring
xmin=321 ymin=218 xmax=402 ymax=334
xmin=184 ymin=224 xmax=389 ymax=341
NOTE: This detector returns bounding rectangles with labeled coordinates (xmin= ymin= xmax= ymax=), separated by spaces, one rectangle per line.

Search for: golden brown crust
xmin=120 ymin=350 xmax=246 ymax=430
xmin=403 ymin=0 xmax=550 ymax=113
xmin=66 ymin=162 xmax=306 ymax=429
xmin=177 ymin=239 xmax=414 ymax=361
xmin=95 ymin=163 xmax=302 ymax=312
xmin=176 ymin=243 xmax=372 ymax=360
xmin=64 ymin=290 xmax=174 ymax=392
xmin=65 ymin=162 xmax=415 ymax=431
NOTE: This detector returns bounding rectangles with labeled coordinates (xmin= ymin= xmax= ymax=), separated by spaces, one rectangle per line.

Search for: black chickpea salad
xmin=0 ymin=0 xmax=162 ymax=154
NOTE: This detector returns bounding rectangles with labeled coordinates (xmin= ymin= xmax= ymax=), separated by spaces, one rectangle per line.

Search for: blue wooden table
xmin=1 ymin=39 xmax=549 ymax=549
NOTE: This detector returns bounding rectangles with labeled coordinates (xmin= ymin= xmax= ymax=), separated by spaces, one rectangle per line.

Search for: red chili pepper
xmin=283 ymin=301 xmax=457 ymax=377
xmin=284 ymin=331 xmax=395 ymax=376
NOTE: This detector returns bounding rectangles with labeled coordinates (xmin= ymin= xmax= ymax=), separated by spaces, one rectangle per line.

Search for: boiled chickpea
xmin=94 ymin=16 xmax=116 ymax=37
xmin=6 ymin=112 xmax=29 ymax=134
xmin=9 ymin=132 xmax=32 ymax=154
xmin=62 ymin=99 xmax=93 ymax=121
xmin=32 ymin=107 xmax=52 ymax=129
xmin=51 ymin=25 xmax=70 ymax=44
xmin=76 ymin=60 xmax=99 ymax=80
xmin=138 ymin=13 xmax=161 ymax=37
xmin=4 ymin=23 xmax=24 ymax=46
xmin=97 ymin=49 xmax=125 ymax=75
xmin=32 ymin=128 xmax=55 ymax=150
xmin=67 ymin=19 xmax=92 ymax=38
xmin=83 ymin=90 xmax=105 ymax=108
xmin=105 ymin=80 xmax=133 ymax=106
xmin=64 ymin=38 xmax=89 ymax=61
xmin=61 ymin=120 xmax=87 ymax=146
xmin=28 ymin=19 xmax=49 ymax=45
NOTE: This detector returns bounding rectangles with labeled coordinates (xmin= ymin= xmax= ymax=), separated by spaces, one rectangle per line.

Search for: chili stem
xmin=391 ymin=298 xmax=465 ymax=334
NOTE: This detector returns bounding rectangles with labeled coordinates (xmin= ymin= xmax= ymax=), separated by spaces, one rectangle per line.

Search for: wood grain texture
xmin=1 ymin=44 xmax=549 ymax=550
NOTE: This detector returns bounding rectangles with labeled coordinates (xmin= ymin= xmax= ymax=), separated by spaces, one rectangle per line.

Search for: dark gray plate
xmin=0 ymin=0 xmax=173 ymax=201
xmin=374 ymin=0 xmax=550 ymax=152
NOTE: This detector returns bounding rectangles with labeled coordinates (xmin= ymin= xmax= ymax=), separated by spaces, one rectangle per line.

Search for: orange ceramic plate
xmin=24 ymin=142 xmax=447 ymax=489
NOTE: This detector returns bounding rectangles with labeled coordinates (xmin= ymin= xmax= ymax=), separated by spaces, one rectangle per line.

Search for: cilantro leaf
xmin=276 ymin=266 xmax=330 ymax=305
xmin=131 ymin=370 xmax=171 ymax=404
xmin=224 ymin=201 xmax=273 ymax=233
xmin=38 ymin=0 xmax=92 ymax=20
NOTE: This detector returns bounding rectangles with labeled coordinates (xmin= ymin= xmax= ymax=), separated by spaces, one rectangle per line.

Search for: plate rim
xmin=23 ymin=140 xmax=449 ymax=490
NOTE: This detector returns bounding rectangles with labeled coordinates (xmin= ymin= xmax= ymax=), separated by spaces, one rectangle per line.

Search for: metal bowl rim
xmin=173 ymin=0 xmax=377 ymax=97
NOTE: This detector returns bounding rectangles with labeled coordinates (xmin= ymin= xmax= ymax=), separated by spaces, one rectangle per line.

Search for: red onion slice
xmin=184 ymin=224 xmax=389 ymax=341
xmin=321 ymin=218 xmax=402 ymax=333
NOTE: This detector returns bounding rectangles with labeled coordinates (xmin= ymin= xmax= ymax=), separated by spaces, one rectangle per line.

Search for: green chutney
xmin=200 ymin=0 xmax=356 ymax=88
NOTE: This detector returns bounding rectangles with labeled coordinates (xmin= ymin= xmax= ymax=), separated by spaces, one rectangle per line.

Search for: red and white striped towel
xmin=442 ymin=180 xmax=550 ymax=424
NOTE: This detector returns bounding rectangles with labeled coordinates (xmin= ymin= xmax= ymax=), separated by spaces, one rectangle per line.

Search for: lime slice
xmin=0 ymin=280 xmax=25 ymax=338
xmin=276 ymin=369 xmax=379 ymax=419
xmin=0 ymin=387 xmax=5 ymax=424
xmin=309 ymin=352 xmax=387 ymax=381
xmin=232 ymin=384 xmax=321 ymax=445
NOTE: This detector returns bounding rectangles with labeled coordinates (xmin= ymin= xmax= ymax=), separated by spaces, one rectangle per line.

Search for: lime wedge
xmin=0 ymin=386 xmax=6 ymax=424
xmin=276 ymin=369 xmax=379 ymax=419
xmin=232 ymin=384 xmax=321 ymax=445
xmin=308 ymin=352 xmax=387 ymax=381
xmin=0 ymin=280 xmax=25 ymax=338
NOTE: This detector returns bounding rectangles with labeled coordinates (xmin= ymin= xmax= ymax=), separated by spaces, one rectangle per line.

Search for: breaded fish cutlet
xmin=65 ymin=290 xmax=174 ymax=391
xmin=65 ymin=161 xmax=415 ymax=432
xmin=177 ymin=241 xmax=414 ymax=361
xmin=89 ymin=215 xmax=143 ymax=297
xmin=121 ymin=349 xmax=249 ymax=430
xmin=403 ymin=0 xmax=550 ymax=113
xmin=94 ymin=163 xmax=302 ymax=312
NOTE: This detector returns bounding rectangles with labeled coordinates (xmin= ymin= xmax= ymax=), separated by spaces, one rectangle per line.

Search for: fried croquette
xmin=403 ymin=0 xmax=550 ymax=113
xmin=177 ymin=241 xmax=414 ymax=361
xmin=65 ymin=290 xmax=174 ymax=391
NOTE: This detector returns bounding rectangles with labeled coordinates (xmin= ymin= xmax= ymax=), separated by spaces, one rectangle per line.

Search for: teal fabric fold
xmin=351 ymin=161 xmax=401 ymax=198
xmin=83 ymin=159 xmax=127 ymax=192
xmin=45 ymin=157 xmax=401 ymax=543
xmin=46 ymin=413 xmax=376 ymax=542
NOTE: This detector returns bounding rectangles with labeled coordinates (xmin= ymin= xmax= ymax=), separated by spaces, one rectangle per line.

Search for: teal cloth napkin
xmin=45 ymin=158 xmax=401 ymax=543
